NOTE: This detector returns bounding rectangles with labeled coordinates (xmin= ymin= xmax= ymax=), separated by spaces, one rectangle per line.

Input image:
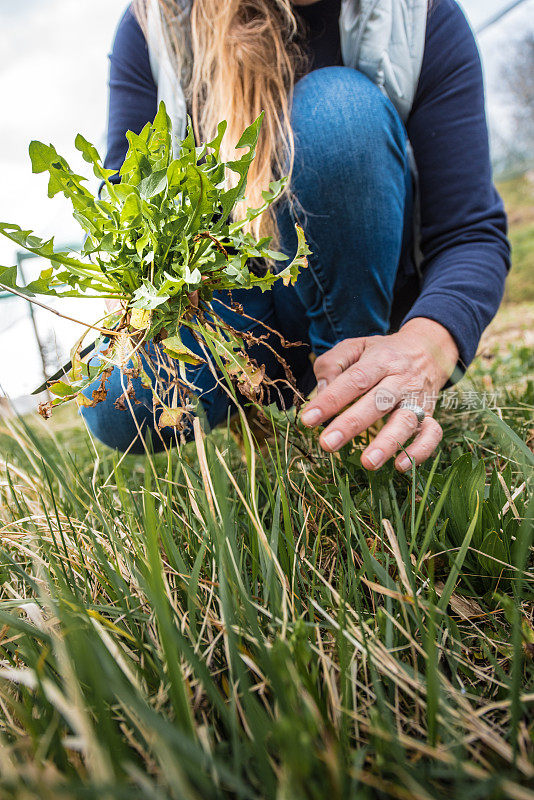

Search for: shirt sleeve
xmin=104 ymin=5 xmax=158 ymax=174
xmin=403 ymin=0 xmax=510 ymax=369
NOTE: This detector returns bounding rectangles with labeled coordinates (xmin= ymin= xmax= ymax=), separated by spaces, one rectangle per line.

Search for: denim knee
xmin=274 ymin=67 xmax=411 ymax=352
xmin=290 ymin=67 xmax=407 ymax=186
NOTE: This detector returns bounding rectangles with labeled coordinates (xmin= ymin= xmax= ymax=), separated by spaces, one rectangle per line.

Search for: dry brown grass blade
xmin=193 ymin=417 xmax=220 ymax=522
xmin=434 ymin=582 xmax=484 ymax=620
xmin=497 ymin=470 xmax=522 ymax=519
xmin=359 ymin=575 xmax=415 ymax=604
xmin=182 ymin=464 xmax=207 ymax=526
xmin=304 ymin=547 xmax=534 ymax=777
xmin=382 ymin=519 xmax=413 ymax=596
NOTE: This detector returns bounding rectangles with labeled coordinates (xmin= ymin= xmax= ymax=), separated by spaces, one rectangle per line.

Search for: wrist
xmin=397 ymin=317 xmax=459 ymax=385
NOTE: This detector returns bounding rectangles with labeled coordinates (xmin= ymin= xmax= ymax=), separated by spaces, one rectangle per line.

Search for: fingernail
xmin=365 ymin=448 xmax=385 ymax=469
xmin=397 ymin=456 xmax=411 ymax=472
xmin=317 ymin=379 xmax=327 ymax=393
xmin=321 ymin=430 xmax=344 ymax=450
xmin=301 ymin=407 xmax=322 ymax=426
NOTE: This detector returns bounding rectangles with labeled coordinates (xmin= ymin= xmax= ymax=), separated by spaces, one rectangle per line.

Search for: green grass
xmin=498 ymin=174 xmax=534 ymax=304
xmin=0 ymin=336 xmax=532 ymax=799
xmin=0 ymin=170 xmax=531 ymax=798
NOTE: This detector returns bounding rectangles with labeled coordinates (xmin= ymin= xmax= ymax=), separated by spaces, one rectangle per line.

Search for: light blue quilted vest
xmin=146 ymin=0 xmax=428 ymax=143
xmin=146 ymin=0 xmax=428 ymax=271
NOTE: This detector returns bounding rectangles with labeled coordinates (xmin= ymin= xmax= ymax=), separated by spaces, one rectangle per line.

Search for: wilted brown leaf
xmin=38 ymin=402 xmax=52 ymax=420
xmin=227 ymin=356 xmax=265 ymax=401
xmin=114 ymin=375 xmax=140 ymax=411
xmin=435 ymin=582 xmax=484 ymax=619
xmin=158 ymin=406 xmax=185 ymax=430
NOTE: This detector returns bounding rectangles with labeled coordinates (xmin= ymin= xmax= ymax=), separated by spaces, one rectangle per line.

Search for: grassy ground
xmin=0 ymin=178 xmax=531 ymax=798
xmin=498 ymin=173 xmax=534 ymax=304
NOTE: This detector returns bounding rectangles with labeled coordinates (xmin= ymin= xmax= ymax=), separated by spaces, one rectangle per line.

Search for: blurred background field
xmin=500 ymin=174 xmax=534 ymax=304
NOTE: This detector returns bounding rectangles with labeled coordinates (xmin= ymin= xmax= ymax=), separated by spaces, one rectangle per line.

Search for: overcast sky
xmin=0 ymin=0 xmax=532 ymax=397
xmin=0 ymin=0 xmax=128 ymax=266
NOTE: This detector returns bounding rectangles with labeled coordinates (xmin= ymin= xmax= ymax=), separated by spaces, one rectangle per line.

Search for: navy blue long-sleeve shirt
xmin=104 ymin=0 xmax=510 ymax=368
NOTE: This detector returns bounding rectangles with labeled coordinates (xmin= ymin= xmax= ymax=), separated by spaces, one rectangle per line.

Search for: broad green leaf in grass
xmin=483 ymin=407 xmax=534 ymax=470
xmin=443 ymin=455 xmax=485 ymax=548
xmin=478 ymin=529 xmax=508 ymax=577
xmin=438 ymin=494 xmax=480 ymax=613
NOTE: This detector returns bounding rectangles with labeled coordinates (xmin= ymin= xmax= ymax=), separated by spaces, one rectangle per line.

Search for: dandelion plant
xmin=0 ymin=103 xmax=310 ymax=429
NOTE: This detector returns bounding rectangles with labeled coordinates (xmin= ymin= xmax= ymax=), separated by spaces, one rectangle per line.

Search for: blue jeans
xmin=82 ymin=67 xmax=412 ymax=453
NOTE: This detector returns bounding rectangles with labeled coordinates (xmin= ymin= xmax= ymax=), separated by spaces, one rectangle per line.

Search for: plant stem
xmin=0 ymin=283 xmax=119 ymax=336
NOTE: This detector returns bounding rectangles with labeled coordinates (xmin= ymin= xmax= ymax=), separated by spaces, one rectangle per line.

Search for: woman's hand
xmin=300 ymin=318 xmax=459 ymax=472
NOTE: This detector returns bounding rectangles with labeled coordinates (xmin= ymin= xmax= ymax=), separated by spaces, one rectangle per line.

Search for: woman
xmin=82 ymin=0 xmax=510 ymax=470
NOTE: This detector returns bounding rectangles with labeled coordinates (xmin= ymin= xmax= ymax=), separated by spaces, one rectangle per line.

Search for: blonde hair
xmin=134 ymin=0 xmax=304 ymax=244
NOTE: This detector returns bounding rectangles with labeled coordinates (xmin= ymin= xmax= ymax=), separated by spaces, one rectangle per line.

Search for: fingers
xmin=317 ymin=377 xmax=405 ymax=451
xmin=303 ymin=344 xmax=391 ymax=426
xmin=360 ymin=404 xmax=438 ymax=469
xmin=316 ymin=384 xmax=442 ymax=472
xmin=302 ymin=333 xmax=444 ymax=471
xmin=313 ymin=338 xmax=367 ymax=388
xmin=394 ymin=416 xmax=443 ymax=472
